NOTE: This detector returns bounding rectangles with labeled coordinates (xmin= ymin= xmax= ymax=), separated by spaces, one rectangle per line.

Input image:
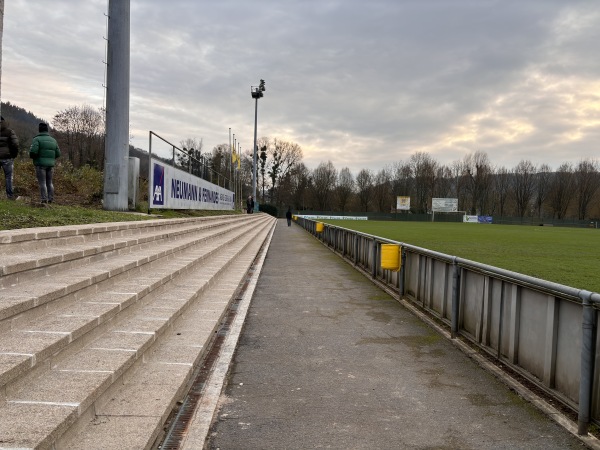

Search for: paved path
xmin=205 ymin=220 xmax=585 ymax=449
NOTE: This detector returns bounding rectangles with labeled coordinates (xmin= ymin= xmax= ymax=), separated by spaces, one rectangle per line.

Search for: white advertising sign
xmin=396 ymin=196 xmax=410 ymax=211
xmin=432 ymin=198 xmax=458 ymax=212
xmin=150 ymin=158 xmax=234 ymax=210
xmin=297 ymin=215 xmax=368 ymax=220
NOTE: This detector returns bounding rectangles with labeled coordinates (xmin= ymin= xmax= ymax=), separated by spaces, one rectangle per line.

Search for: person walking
xmin=286 ymin=207 xmax=292 ymax=226
xmin=30 ymin=123 xmax=61 ymax=205
xmin=0 ymin=117 xmax=20 ymax=200
xmin=246 ymin=195 xmax=254 ymax=214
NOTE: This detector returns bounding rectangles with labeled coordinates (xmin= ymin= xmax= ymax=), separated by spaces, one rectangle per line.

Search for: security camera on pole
xmin=251 ymin=79 xmax=265 ymax=211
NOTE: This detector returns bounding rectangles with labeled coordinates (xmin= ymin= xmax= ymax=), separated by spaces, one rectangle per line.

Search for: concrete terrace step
xmin=61 ymin=222 xmax=274 ymax=449
xmin=0 ymin=215 xmax=248 ymax=288
xmin=0 ymin=215 xmax=269 ymax=389
xmin=0 ymin=215 xmax=259 ymax=324
xmin=0 ymin=214 xmax=276 ymax=449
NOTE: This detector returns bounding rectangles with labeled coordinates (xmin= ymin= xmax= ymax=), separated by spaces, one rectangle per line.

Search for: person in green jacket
xmin=30 ymin=123 xmax=61 ymax=204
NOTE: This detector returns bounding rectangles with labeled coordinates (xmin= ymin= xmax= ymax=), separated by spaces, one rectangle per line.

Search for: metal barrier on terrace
xmin=149 ymin=131 xmax=235 ymax=190
xmin=297 ymin=217 xmax=600 ymax=436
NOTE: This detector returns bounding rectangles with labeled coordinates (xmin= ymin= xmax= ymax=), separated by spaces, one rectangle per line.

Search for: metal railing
xmin=149 ymin=131 xmax=234 ymax=190
xmin=297 ymin=217 xmax=600 ymax=435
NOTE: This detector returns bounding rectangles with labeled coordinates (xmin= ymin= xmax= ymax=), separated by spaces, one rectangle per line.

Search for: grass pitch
xmin=321 ymin=220 xmax=600 ymax=293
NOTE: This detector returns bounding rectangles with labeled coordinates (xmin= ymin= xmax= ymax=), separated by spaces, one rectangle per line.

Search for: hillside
xmin=1 ymin=101 xmax=50 ymax=151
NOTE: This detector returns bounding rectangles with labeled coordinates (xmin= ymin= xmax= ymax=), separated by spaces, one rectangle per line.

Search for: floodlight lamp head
xmin=251 ymin=85 xmax=264 ymax=99
xmin=259 ymin=79 xmax=266 ymax=92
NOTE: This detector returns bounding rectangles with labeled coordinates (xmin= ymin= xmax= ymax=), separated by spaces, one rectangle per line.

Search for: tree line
xmin=239 ymin=142 xmax=600 ymax=221
xmin=3 ymin=102 xmax=599 ymax=219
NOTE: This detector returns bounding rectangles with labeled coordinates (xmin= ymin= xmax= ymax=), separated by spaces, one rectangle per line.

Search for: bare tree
xmin=512 ymin=160 xmax=537 ymax=217
xmin=433 ymin=165 xmax=454 ymax=199
xmin=272 ymin=139 xmax=303 ymax=180
xmin=548 ymin=163 xmax=575 ymax=219
xmin=270 ymin=139 xmax=303 ymax=205
xmin=372 ymin=167 xmax=392 ymax=212
xmin=574 ymin=159 xmax=599 ymax=220
xmin=336 ymin=167 xmax=355 ymax=212
xmin=289 ymin=163 xmax=311 ymax=210
xmin=53 ymin=104 xmax=105 ymax=168
xmin=178 ymin=137 xmax=204 ymax=177
xmin=311 ymin=161 xmax=338 ymax=211
xmin=391 ymin=162 xmax=413 ymax=204
xmin=462 ymin=151 xmax=492 ymax=215
xmin=210 ymin=143 xmax=233 ymax=186
xmin=410 ymin=152 xmax=437 ymax=213
xmin=356 ymin=168 xmax=374 ymax=212
xmin=491 ymin=166 xmax=511 ymax=217
xmin=534 ymin=163 xmax=552 ymax=217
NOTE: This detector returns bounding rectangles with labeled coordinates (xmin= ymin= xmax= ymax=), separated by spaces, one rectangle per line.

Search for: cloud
xmin=2 ymin=0 xmax=599 ymax=175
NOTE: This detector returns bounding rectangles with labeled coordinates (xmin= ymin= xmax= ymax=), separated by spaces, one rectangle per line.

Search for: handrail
xmin=148 ymin=131 xmax=234 ymax=189
xmin=306 ymin=219 xmax=591 ymax=302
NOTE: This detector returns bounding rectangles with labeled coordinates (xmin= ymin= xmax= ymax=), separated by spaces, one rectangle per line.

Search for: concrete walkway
xmin=205 ymin=219 xmax=585 ymax=449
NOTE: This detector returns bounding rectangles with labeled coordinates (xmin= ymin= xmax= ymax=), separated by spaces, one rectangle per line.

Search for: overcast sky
xmin=2 ymin=0 xmax=599 ymax=175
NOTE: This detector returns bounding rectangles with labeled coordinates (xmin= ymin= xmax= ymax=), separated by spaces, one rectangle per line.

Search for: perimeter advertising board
xmin=464 ymin=215 xmax=493 ymax=223
xmin=297 ymin=215 xmax=368 ymax=220
xmin=150 ymin=158 xmax=234 ymax=210
xmin=432 ymin=198 xmax=458 ymax=212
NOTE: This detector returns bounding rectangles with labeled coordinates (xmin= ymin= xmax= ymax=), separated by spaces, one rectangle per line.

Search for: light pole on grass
xmin=251 ymin=79 xmax=265 ymax=205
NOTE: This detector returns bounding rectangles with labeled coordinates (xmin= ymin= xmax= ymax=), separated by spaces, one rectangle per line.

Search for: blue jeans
xmin=0 ymin=159 xmax=14 ymax=199
xmin=35 ymin=166 xmax=55 ymax=202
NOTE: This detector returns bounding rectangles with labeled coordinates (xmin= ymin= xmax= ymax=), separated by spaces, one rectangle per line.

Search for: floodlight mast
xmin=251 ymin=80 xmax=265 ymax=204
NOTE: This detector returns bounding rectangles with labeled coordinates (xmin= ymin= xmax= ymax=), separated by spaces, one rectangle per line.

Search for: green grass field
xmin=321 ymin=220 xmax=600 ymax=293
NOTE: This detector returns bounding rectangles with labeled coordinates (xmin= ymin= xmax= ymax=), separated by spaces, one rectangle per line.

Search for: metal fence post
xmin=451 ymin=257 xmax=460 ymax=339
xmin=578 ymin=290 xmax=596 ymax=435
xmin=372 ymin=240 xmax=378 ymax=279
xmin=399 ymin=248 xmax=406 ymax=297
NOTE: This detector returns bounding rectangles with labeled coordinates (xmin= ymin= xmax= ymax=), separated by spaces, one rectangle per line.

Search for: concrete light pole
xmin=0 ymin=0 xmax=4 ymax=118
xmin=251 ymin=79 xmax=265 ymax=203
xmin=103 ymin=0 xmax=131 ymax=211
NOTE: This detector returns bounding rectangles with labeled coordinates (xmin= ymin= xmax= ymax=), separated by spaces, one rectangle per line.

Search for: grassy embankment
xmin=0 ymin=159 xmax=241 ymax=230
xmin=0 ymin=199 xmax=241 ymax=231
xmin=321 ymin=220 xmax=600 ymax=293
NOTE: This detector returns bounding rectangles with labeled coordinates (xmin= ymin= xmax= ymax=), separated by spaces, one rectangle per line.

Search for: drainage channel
xmin=155 ymin=263 xmax=258 ymax=450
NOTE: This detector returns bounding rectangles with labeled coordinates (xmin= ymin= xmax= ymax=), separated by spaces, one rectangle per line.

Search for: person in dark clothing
xmin=0 ymin=117 xmax=20 ymax=200
xmin=246 ymin=195 xmax=254 ymax=214
xmin=30 ymin=123 xmax=61 ymax=204
xmin=286 ymin=207 xmax=292 ymax=226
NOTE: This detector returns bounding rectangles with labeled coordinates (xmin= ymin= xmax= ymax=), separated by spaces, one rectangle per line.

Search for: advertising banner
xmin=396 ymin=196 xmax=410 ymax=211
xmin=150 ymin=158 xmax=234 ymax=210
xmin=463 ymin=215 xmax=493 ymax=223
xmin=432 ymin=198 xmax=458 ymax=212
xmin=297 ymin=215 xmax=368 ymax=220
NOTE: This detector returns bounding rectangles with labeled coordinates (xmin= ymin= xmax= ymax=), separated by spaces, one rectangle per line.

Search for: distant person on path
xmin=30 ymin=123 xmax=61 ymax=205
xmin=0 ymin=117 xmax=20 ymax=200
xmin=246 ymin=195 xmax=254 ymax=214
xmin=286 ymin=207 xmax=292 ymax=226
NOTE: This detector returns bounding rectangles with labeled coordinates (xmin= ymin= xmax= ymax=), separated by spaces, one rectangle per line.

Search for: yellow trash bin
xmin=381 ymin=244 xmax=401 ymax=271
xmin=316 ymin=222 xmax=324 ymax=233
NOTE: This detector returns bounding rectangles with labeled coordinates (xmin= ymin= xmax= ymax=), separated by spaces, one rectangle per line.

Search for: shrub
xmin=11 ymin=157 xmax=103 ymax=205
